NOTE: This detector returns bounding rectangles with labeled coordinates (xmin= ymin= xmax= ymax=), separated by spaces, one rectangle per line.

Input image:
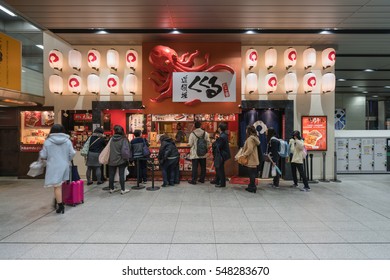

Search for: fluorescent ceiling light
xmin=385 ymin=86 xmax=390 ymax=88
xmin=0 ymin=5 xmax=16 ymax=17
xmin=352 ymin=85 xmax=358 ymax=88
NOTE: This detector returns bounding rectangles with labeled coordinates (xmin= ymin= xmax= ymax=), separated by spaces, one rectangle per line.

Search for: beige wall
xmin=241 ymin=46 xmax=335 ymax=179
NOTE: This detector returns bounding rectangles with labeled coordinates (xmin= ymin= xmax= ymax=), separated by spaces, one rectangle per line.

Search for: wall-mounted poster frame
xmin=301 ymin=116 xmax=328 ymax=151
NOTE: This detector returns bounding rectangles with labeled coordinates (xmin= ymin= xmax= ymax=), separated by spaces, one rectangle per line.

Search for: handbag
xmin=70 ymin=160 xmax=81 ymax=181
xmin=262 ymin=161 xmax=271 ymax=179
xmin=142 ymin=138 xmax=151 ymax=157
xmin=99 ymin=139 xmax=111 ymax=165
xmin=237 ymin=155 xmax=248 ymax=166
xmin=27 ymin=159 xmax=46 ymax=177
xmin=80 ymin=137 xmax=91 ymax=157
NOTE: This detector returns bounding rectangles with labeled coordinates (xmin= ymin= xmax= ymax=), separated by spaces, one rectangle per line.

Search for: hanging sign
xmin=172 ymin=72 xmax=236 ymax=103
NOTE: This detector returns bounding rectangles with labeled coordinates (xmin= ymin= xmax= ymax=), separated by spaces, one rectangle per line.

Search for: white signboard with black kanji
xmin=172 ymin=72 xmax=236 ymax=102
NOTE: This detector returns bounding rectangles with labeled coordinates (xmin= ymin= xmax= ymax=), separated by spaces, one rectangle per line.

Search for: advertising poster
xmin=0 ymin=32 xmax=21 ymax=91
xmin=301 ymin=116 xmax=327 ymax=151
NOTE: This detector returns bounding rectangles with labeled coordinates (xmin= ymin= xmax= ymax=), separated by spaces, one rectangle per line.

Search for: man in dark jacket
xmin=130 ymin=129 xmax=149 ymax=183
xmin=158 ymin=134 xmax=180 ymax=187
xmin=212 ymin=122 xmax=231 ymax=187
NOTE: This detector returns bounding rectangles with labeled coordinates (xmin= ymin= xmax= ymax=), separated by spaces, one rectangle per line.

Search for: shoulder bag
xmin=98 ymin=139 xmax=111 ymax=164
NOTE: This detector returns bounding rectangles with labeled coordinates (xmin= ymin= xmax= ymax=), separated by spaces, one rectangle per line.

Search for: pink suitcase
xmin=62 ymin=180 xmax=84 ymax=206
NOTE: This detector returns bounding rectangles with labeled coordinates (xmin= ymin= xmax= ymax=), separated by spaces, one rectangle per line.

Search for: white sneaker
xmin=121 ymin=189 xmax=130 ymax=195
xmin=109 ymin=188 xmax=120 ymax=194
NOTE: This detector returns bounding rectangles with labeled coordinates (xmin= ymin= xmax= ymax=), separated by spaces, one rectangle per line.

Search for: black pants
xmin=108 ymin=162 xmax=127 ymax=191
xmin=291 ymin=162 xmax=309 ymax=188
xmin=135 ymin=158 xmax=147 ymax=182
xmin=215 ymin=160 xmax=226 ymax=187
xmin=248 ymin=167 xmax=257 ymax=189
xmin=191 ymin=158 xmax=206 ymax=182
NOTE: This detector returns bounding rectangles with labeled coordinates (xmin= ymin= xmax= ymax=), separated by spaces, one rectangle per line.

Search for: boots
xmin=56 ymin=202 xmax=65 ymax=214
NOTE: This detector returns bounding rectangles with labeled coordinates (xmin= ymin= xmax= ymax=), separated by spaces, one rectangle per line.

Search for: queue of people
xmin=39 ymin=121 xmax=311 ymax=214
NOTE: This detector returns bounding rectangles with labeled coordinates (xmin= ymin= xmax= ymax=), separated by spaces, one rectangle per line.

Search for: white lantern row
xmin=244 ymin=72 xmax=335 ymax=94
xmin=49 ymin=73 xmax=138 ymax=95
xmin=245 ymin=47 xmax=336 ymax=70
xmin=49 ymin=49 xmax=139 ymax=71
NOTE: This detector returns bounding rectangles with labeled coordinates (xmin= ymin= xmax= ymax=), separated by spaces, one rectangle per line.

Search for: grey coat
xmin=39 ymin=133 xmax=76 ymax=187
xmin=108 ymin=134 xmax=128 ymax=166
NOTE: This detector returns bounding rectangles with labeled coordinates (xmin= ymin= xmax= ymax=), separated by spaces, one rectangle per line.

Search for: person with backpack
xmin=158 ymin=134 xmax=180 ymax=187
xmin=188 ymin=121 xmax=210 ymax=185
xmin=289 ymin=130 xmax=311 ymax=192
xmin=212 ymin=122 xmax=231 ymax=188
xmin=266 ymin=127 xmax=281 ymax=188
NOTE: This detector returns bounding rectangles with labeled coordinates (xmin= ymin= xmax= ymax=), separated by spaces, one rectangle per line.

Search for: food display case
xmin=18 ymin=108 xmax=54 ymax=178
xmin=62 ymin=111 xmax=93 ymax=151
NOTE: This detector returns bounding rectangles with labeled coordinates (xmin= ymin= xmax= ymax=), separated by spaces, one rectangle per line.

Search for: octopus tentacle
xmin=178 ymin=52 xmax=190 ymax=63
xmin=150 ymin=80 xmax=173 ymax=103
xmin=205 ymin=64 xmax=235 ymax=74
xmin=173 ymin=53 xmax=209 ymax=72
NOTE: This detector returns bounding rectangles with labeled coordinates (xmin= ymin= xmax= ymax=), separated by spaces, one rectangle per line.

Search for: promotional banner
xmin=0 ymin=32 xmax=21 ymax=91
xmin=302 ymin=116 xmax=327 ymax=151
xmin=172 ymin=72 xmax=236 ymax=103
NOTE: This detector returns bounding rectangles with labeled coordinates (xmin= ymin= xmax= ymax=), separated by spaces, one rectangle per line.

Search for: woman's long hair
xmin=246 ymin=125 xmax=257 ymax=138
xmin=266 ymin=127 xmax=277 ymax=143
xmin=113 ymin=125 xmax=125 ymax=135
xmin=49 ymin=124 xmax=65 ymax=134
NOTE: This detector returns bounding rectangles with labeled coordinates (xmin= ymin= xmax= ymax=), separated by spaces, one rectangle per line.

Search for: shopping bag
xmin=27 ymin=159 xmax=46 ymax=177
xmin=262 ymin=161 xmax=271 ymax=179
xmin=99 ymin=139 xmax=111 ymax=164
xmin=80 ymin=137 xmax=91 ymax=157
xmin=271 ymin=165 xmax=276 ymax=177
xmin=70 ymin=160 xmax=81 ymax=181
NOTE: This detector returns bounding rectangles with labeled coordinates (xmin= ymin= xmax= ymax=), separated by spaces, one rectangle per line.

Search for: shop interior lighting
xmin=245 ymin=48 xmax=258 ymax=70
xmin=0 ymin=5 xmax=16 ymax=16
xmin=303 ymin=47 xmax=316 ymax=69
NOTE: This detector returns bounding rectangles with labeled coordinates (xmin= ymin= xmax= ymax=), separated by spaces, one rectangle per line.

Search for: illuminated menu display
xmin=301 ymin=116 xmax=327 ymax=151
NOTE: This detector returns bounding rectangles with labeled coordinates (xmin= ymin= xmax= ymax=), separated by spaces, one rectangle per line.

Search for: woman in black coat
xmin=158 ymin=134 xmax=180 ymax=187
xmin=266 ymin=127 xmax=280 ymax=188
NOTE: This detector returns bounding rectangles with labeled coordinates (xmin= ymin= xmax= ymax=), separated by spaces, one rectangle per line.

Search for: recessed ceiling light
xmin=338 ymin=78 xmax=346 ymax=82
xmin=245 ymin=30 xmax=256 ymax=34
xmin=363 ymin=91 xmax=368 ymax=93
xmin=171 ymin=29 xmax=181 ymax=34
xmin=96 ymin=30 xmax=108 ymax=34
xmin=0 ymin=5 xmax=16 ymax=17
xmin=385 ymin=86 xmax=390 ymax=88
xmin=352 ymin=86 xmax=359 ymax=88
xmin=319 ymin=30 xmax=333 ymax=35
xmin=372 ymin=95 xmax=378 ymax=97
xmin=364 ymin=69 xmax=374 ymax=72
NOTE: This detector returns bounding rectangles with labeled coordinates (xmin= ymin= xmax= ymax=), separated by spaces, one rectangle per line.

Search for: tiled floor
xmin=1 ymin=174 xmax=390 ymax=259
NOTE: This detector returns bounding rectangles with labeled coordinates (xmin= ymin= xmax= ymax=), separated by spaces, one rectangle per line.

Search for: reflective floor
xmin=1 ymin=174 xmax=390 ymax=260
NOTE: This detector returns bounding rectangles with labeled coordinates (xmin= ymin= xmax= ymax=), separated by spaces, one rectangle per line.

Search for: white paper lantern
xmin=303 ymin=72 xmax=317 ymax=93
xmin=265 ymin=48 xmax=277 ymax=70
xmin=303 ymin=47 xmax=316 ymax=69
xmin=322 ymin=48 xmax=336 ymax=69
xmin=245 ymin=48 xmax=258 ymax=70
xmin=284 ymin=72 xmax=298 ymax=93
xmin=322 ymin=73 xmax=336 ymax=93
xmin=87 ymin=49 xmax=101 ymax=70
xmin=107 ymin=49 xmax=119 ymax=71
xmin=265 ymin=73 xmax=278 ymax=93
xmin=284 ymin=47 xmax=297 ymax=69
xmin=68 ymin=49 xmax=82 ymax=71
xmin=245 ymin=72 xmax=258 ymax=94
xmin=126 ymin=49 xmax=138 ymax=70
xmin=48 ymin=49 xmax=63 ymax=71
xmin=107 ymin=74 xmax=119 ymax=94
xmin=87 ymin=74 xmax=100 ymax=94
xmin=49 ymin=74 xmax=63 ymax=94
xmin=68 ymin=74 xmax=82 ymax=95
xmin=125 ymin=73 xmax=138 ymax=94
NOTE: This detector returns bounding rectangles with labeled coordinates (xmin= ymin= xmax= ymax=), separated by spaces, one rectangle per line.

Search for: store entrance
xmin=239 ymin=100 xmax=294 ymax=180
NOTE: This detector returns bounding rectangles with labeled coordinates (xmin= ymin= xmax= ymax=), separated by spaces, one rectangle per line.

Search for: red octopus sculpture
xmin=148 ymin=45 xmax=235 ymax=105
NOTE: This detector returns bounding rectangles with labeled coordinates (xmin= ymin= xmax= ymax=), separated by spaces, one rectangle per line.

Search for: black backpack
xmin=193 ymin=131 xmax=207 ymax=157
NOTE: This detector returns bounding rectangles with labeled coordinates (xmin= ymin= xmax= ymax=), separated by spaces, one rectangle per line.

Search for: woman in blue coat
xmin=40 ymin=124 xmax=76 ymax=214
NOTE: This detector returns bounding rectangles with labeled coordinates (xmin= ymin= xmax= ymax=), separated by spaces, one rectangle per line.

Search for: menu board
xmin=301 ymin=116 xmax=327 ymax=151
